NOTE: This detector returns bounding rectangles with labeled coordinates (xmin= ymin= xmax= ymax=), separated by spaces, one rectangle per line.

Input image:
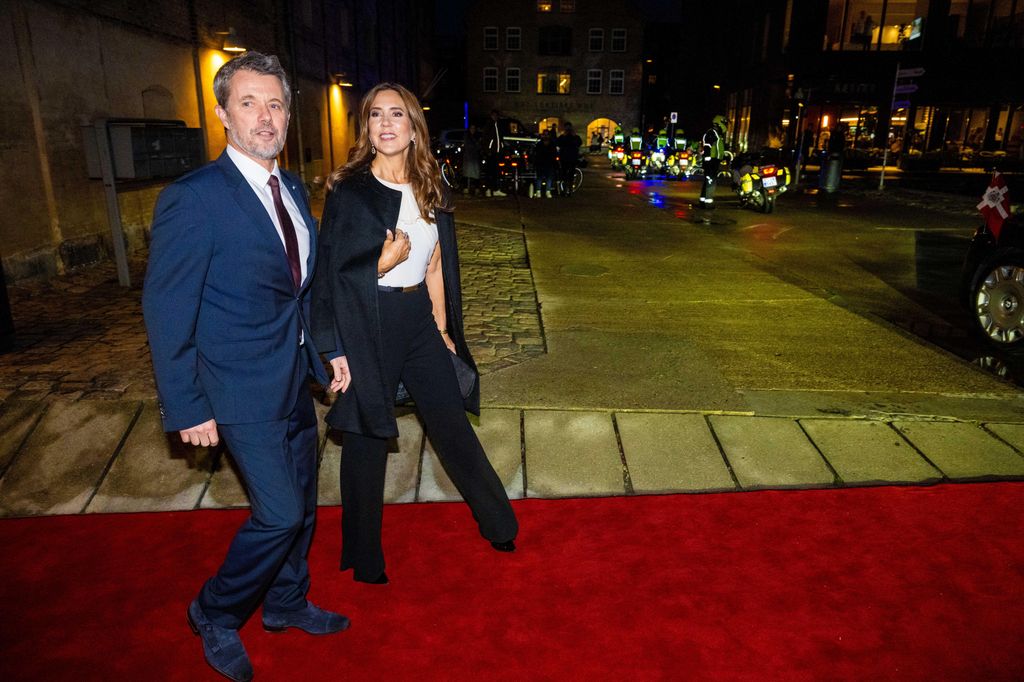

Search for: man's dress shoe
xmin=490 ymin=540 xmax=516 ymax=552
xmin=354 ymin=571 xmax=389 ymax=585
xmin=187 ymin=600 xmax=254 ymax=682
xmin=262 ymin=601 xmax=351 ymax=634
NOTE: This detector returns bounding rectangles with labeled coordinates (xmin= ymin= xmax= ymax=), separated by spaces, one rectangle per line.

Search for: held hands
xmin=180 ymin=419 xmax=219 ymax=448
xmin=329 ymin=355 xmax=352 ymax=394
xmin=378 ymin=229 xmax=411 ymax=276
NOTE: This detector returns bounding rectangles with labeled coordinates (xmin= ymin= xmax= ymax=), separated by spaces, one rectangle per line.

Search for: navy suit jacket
xmin=143 ymin=151 xmax=330 ymax=432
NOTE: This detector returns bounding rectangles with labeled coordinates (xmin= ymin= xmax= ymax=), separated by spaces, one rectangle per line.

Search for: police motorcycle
xmin=623 ymin=148 xmax=649 ymax=179
xmin=609 ymin=143 xmax=627 ymax=169
xmin=433 ymin=129 xmax=466 ymax=191
xmin=730 ymin=151 xmax=791 ymax=213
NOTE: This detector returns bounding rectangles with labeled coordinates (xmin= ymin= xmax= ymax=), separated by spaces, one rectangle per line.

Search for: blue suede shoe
xmin=263 ymin=601 xmax=350 ymax=635
xmin=187 ymin=600 xmax=253 ymax=682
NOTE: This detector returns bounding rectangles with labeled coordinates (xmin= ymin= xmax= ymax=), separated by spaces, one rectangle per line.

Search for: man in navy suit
xmin=143 ymin=52 xmax=351 ymax=682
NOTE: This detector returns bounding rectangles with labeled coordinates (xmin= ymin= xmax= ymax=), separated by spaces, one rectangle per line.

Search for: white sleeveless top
xmin=375 ymin=176 xmax=439 ymax=287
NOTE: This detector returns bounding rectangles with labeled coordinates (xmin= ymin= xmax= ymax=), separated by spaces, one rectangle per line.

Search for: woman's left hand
xmin=442 ymin=333 xmax=456 ymax=354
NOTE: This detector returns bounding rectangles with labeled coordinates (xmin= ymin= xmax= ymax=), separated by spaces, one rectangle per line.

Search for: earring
xmin=371 ymin=145 xmax=376 ymax=154
xmin=411 ymin=137 xmax=416 ymax=144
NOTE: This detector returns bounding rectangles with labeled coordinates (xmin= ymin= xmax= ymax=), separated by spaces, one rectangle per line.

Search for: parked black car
xmin=962 ymin=212 xmax=1024 ymax=347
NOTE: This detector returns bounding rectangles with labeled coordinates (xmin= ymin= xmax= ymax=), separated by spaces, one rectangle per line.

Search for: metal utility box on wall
xmin=83 ymin=120 xmax=204 ymax=180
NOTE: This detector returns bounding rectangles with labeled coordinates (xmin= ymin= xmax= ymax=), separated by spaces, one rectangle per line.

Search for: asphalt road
xmin=471 ymin=156 xmax=1022 ymax=419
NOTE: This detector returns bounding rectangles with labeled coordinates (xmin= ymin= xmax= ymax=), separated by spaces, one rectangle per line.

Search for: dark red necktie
xmin=267 ymin=175 xmax=302 ymax=290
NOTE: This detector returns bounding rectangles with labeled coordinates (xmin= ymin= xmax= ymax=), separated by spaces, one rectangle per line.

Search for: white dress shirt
xmin=226 ymin=145 xmax=310 ymax=284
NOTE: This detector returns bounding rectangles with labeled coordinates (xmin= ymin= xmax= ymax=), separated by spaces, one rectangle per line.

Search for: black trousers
xmin=700 ymin=158 xmax=720 ymax=202
xmin=340 ymin=286 xmax=518 ymax=580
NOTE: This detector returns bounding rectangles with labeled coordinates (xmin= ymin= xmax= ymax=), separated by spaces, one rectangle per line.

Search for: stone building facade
xmin=2 ymin=0 xmax=427 ymax=282
xmin=464 ymin=0 xmax=644 ymax=141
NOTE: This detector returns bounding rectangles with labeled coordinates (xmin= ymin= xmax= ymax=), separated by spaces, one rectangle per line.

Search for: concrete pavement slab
xmin=615 ymin=412 xmax=736 ymax=493
xmin=740 ymin=389 xmax=1024 ymax=423
xmin=709 ymin=415 xmax=836 ymax=489
xmin=419 ymin=408 xmax=524 ymax=502
xmin=200 ymin=453 xmax=250 ymax=509
xmin=524 ymin=410 xmax=624 ymax=497
xmin=800 ymin=419 xmax=942 ymax=485
xmin=0 ymin=400 xmax=139 ymax=516
xmin=984 ymin=423 xmax=1024 ymax=454
xmin=87 ymin=402 xmax=210 ymax=513
xmin=0 ymin=401 xmax=45 ymax=473
xmin=894 ymin=421 xmax=1024 ymax=480
xmin=318 ymin=412 xmax=424 ymax=506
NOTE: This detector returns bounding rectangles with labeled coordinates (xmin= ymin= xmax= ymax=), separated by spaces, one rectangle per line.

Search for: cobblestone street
xmin=0 ymin=215 xmax=545 ymax=403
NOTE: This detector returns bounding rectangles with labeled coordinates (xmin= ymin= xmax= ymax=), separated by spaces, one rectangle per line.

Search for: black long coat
xmin=310 ymin=168 xmax=479 ymax=439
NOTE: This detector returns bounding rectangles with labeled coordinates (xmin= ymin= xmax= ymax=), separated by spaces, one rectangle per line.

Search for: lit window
xmin=561 ymin=0 xmax=576 ymax=11
xmin=537 ymin=71 xmax=571 ymax=95
xmin=506 ymin=26 xmax=522 ymax=51
xmin=483 ymin=67 xmax=498 ymax=93
xmin=587 ymin=69 xmax=602 ymax=95
xmin=589 ymin=28 xmax=604 ymax=51
xmin=537 ymin=1 xmax=553 ymax=11
xmin=609 ymin=69 xmax=624 ymax=95
xmin=506 ymin=67 xmax=521 ymax=93
xmin=610 ymin=28 xmax=627 ymax=52
xmin=483 ymin=26 xmax=498 ymax=50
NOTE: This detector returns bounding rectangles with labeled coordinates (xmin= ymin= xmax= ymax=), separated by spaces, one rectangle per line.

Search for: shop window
xmin=825 ymin=0 xmax=930 ymax=51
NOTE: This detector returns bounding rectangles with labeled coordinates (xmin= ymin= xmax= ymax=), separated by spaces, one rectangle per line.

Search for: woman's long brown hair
xmin=326 ymin=82 xmax=450 ymax=221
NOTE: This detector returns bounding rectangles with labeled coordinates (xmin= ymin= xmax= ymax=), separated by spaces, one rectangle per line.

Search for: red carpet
xmin=1 ymin=484 xmax=1022 ymax=681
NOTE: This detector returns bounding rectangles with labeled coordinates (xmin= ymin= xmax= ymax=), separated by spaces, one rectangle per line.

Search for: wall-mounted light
xmin=712 ymin=84 xmax=721 ymax=90
xmin=218 ymin=27 xmax=246 ymax=53
xmin=422 ymin=106 xmax=431 ymax=111
xmin=332 ymin=73 xmax=354 ymax=87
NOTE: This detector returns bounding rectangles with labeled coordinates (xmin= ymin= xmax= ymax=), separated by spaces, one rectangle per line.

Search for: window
xmin=506 ymin=67 xmax=521 ymax=93
xmin=506 ymin=26 xmax=522 ymax=50
xmin=589 ymin=28 xmax=604 ymax=51
xmin=561 ymin=0 xmax=576 ymax=10
xmin=537 ymin=71 xmax=571 ymax=95
xmin=539 ymin=25 xmax=573 ymax=55
xmin=609 ymin=69 xmax=624 ymax=95
xmin=483 ymin=26 xmax=498 ymax=50
xmin=586 ymin=69 xmax=602 ymax=94
xmin=537 ymin=0 xmax=553 ymax=11
xmin=610 ymin=28 xmax=627 ymax=52
xmin=483 ymin=67 xmax=498 ymax=93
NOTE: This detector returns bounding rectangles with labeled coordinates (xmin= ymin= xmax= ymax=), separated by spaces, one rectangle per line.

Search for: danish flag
xmin=977 ymin=171 xmax=1010 ymax=239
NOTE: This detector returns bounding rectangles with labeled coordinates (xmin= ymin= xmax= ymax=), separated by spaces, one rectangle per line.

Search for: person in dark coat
xmin=310 ymin=83 xmax=519 ymax=585
xmin=531 ymin=130 xmax=557 ymax=198
xmin=555 ymin=122 xmax=582 ymax=196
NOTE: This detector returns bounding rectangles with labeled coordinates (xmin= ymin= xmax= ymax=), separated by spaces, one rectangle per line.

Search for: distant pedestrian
xmin=532 ymin=130 xmax=557 ymax=198
xmin=484 ymin=109 xmax=506 ymax=197
xmin=462 ymin=124 xmax=482 ymax=195
xmin=556 ymin=122 xmax=582 ymax=196
xmin=143 ymin=51 xmax=349 ymax=682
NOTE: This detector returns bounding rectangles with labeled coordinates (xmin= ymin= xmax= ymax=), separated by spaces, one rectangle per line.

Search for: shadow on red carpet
xmin=1 ymin=483 xmax=1022 ymax=680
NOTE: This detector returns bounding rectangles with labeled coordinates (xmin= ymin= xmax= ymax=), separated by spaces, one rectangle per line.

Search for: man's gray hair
xmin=213 ymin=51 xmax=291 ymax=109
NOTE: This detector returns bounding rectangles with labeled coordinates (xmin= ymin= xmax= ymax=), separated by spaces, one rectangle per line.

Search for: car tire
xmin=970 ymin=248 xmax=1024 ymax=347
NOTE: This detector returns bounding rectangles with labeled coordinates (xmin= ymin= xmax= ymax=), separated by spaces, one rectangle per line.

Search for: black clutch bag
xmin=395 ymin=352 xmax=477 ymax=404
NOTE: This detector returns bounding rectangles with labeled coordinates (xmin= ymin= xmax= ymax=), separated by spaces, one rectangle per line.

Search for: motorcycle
xmin=609 ymin=143 xmax=626 ymax=170
xmin=647 ymin=147 xmax=669 ymax=176
xmin=623 ymin=149 xmax=648 ymax=179
xmin=731 ymin=156 xmax=791 ymax=213
xmin=666 ymin=149 xmax=694 ymax=180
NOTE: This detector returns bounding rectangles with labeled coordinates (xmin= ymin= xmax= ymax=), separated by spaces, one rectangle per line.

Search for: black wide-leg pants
xmin=340 ymin=286 xmax=518 ymax=580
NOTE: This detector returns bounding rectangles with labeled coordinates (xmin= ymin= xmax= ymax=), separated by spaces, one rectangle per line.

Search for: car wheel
xmin=972 ymin=250 xmax=1024 ymax=347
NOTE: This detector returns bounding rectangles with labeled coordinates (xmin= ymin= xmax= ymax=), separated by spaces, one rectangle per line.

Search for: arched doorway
xmin=537 ymin=116 xmax=561 ymax=135
xmin=586 ymin=117 xmax=618 ymax=149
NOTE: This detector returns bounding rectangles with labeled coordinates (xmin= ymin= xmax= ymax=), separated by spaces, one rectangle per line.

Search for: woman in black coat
xmin=310 ymin=83 xmax=518 ymax=584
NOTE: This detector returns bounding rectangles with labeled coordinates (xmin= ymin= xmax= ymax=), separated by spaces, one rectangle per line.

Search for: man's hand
xmin=180 ymin=419 xmax=219 ymax=447
xmin=330 ymin=355 xmax=351 ymax=394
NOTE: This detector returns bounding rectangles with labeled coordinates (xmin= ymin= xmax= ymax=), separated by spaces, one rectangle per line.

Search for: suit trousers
xmin=197 ymin=353 xmax=318 ymax=629
xmin=340 ymin=286 xmax=518 ymax=580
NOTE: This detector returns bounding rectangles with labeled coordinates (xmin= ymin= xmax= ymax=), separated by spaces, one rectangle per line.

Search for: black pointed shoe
xmin=490 ymin=540 xmax=516 ymax=552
